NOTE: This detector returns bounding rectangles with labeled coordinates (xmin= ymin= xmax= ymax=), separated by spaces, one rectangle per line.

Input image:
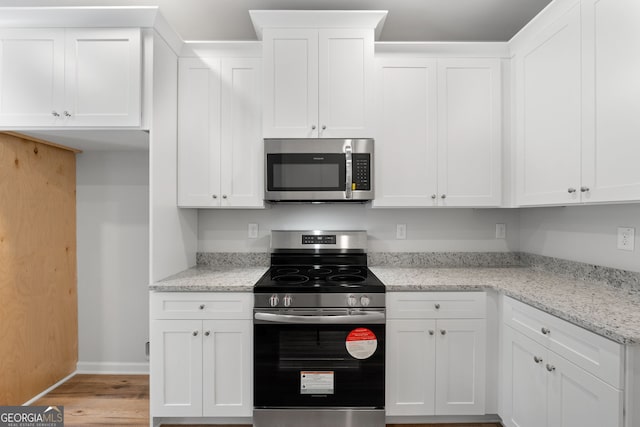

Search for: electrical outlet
xmin=617 ymin=227 xmax=635 ymax=251
xmin=396 ymin=224 xmax=407 ymax=240
xmin=495 ymin=223 xmax=506 ymax=239
xmin=248 ymin=223 xmax=259 ymax=239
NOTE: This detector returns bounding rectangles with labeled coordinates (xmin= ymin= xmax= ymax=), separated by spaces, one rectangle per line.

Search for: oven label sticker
xmin=300 ymin=371 xmax=334 ymax=394
xmin=346 ymin=327 xmax=377 ymax=359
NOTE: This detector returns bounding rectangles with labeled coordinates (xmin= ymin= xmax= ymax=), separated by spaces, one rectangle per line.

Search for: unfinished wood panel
xmin=0 ymin=132 xmax=77 ymax=404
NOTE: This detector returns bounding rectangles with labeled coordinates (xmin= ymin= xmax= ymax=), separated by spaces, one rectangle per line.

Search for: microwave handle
xmin=345 ymin=145 xmax=353 ymax=199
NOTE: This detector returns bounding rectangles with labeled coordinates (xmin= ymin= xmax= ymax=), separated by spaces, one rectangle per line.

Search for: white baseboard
xmin=76 ymin=361 xmax=149 ymax=374
xmin=22 ymin=371 xmax=77 ymax=405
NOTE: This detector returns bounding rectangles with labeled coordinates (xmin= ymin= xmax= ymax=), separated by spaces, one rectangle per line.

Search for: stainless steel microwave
xmin=264 ymin=138 xmax=374 ymax=202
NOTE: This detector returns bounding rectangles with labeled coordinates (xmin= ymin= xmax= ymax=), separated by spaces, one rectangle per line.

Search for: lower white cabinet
xmin=150 ymin=292 xmax=252 ymax=419
xmin=501 ymin=297 xmax=623 ymax=427
xmin=386 ymin=292 xmax=486 ymax=416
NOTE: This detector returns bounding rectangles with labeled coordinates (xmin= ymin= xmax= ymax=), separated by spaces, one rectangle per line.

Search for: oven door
xmin=253 ymin=309 xmax=385 ymax=409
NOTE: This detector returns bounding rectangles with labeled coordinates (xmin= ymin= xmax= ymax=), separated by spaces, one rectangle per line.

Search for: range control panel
xmin=352 ymin=153 xmax=371 ymax=191
xmin=302 ymin=235 xmax=336 ymax=245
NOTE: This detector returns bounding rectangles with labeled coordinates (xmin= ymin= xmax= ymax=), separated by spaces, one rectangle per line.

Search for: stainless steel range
xmin=253 ymin=230 xmax=385 ymax=427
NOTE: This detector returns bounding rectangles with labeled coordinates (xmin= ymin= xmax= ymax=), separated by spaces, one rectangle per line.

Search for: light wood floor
xmin=34 ymin=374 xmax=502 ymax=427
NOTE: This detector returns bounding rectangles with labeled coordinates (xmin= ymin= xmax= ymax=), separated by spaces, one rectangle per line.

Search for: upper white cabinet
xmin=514 ymin=0 xmax=640 ymax=206
xmin=373 ymin=57 xmax=502 ymax=207
xmin=178 ymin=56 xmax=263 ymax=208
xmin=0 ymin=28 xmax=141 ymax=128
xmin=262 ymin=28 xmax=374 ymax=138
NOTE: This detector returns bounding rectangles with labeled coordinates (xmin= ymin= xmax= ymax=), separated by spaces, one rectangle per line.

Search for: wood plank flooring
xmin=33 ymin=374 xmax=502 ymax=427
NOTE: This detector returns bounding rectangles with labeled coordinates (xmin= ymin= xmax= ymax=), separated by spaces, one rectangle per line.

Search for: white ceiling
xmin=0 ymin=0 xmax=553 ymax=42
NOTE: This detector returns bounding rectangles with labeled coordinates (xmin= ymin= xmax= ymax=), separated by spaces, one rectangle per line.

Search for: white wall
xmin=76 ymin=150 xmax=150 ymax=372
xmin=198 ymin=205 xmax=520 ymax=253
xmin=519 ymin=204 xmax=640 ymax=272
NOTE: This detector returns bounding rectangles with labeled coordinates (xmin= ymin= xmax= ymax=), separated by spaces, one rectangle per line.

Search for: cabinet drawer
xmin=503 ymin=296 xmax=623 ymax=388
xmin=388 ymin=292 xmax=486 ymax=319
xmin=151 ymin=292 xmax=252 ymax=320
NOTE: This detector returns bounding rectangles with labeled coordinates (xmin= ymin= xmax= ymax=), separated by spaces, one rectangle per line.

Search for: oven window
xmin=267 ymin=153 xmax=346 ymax=191
xmin=254 ymin=323 xmax=384 ymax=408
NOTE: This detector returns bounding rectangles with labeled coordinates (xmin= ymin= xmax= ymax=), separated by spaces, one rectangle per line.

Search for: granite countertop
xmin=371 ymin=266 xmax=640 ymax=344
xmin=149 ymin=264 xmax=640 ymax=344
xmin=149 ymin=266 xmax=268 ymax=292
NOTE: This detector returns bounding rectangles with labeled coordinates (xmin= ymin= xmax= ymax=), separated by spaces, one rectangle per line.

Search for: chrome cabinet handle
xmin=441 ymin=194 xmax=446 ymax=199
xmin=63 ymin=111 xmax=71 ymax=117
xmin=440 ymin=330 xmax=446 ymax=335
xmin=546 ymin=364 xmax=556 ymax=372
xmin=204 ymin=331 xmax=210 ymax=337
xmin=192 ymin=331 xmax=198 ymax=336
xmin=222 ymin=195 xmax=227 ymax=199
xmin=212 ymin=194 xmax=217 ymax=199
xmin=199 ymin=304 xmax=205 ymax=310
xmin=434 ymin=303 xmax=440 ymax=309
xmin=541 ymin=327 xmax=550 ymax=335
xmin=568 ymin=188 xmax=577 ymax=194
xmin=428 ymin=330 xmax=434 ymax=336
xmin=431 ymin=194 xmax=437 ymax=199
xmin=533 ymin=356 xmax=543 ymax=364
xmin=311 ymin=125 xmax=316 ymax=130
xmin=581 ymin=186 xmax=590 ymax=192
xmin=322 ymin=125 xmax=327 ymax=130
xmin=52 ymin=111 xmax=60 ymax=117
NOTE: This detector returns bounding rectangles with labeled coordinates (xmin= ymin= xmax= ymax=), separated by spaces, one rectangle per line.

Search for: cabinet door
xmin=220 ymin=58 xmax=264 ymax=208
xmin=581 ymin=0 xmax=640 ymax=203
xmin=547 ymin=353 xmax=623 ymax=427
xmin=0 ymin=29 xmax=65 ymax=127
xmin=372 ymin=59 xmax=438 ymax=207
xmin=502 ymin=326 xmax=548 ymax=427
xmin=64 ymin=28 xmax=141 ymax=126
xmin=386 ymin=319 xmax=436 ymax=416
xmin=515 ymin=3 xmax=582 ymax=206
xmin=202 ymin=319 xmax=252 ymax=417
xmin=435 ymin=319 xmax=486 ymax=415
xmin=437 ymin=59 xmax=501 ymax=207
xmin=263 ymin=29 xmax=318 ymax=138
xmin=150 ymin=319 xmax=203 ymax=417
xmin=177 ymin=57 xmax=222 ymax=207
xmin=318 ymin=29 xmax=374 ymax=138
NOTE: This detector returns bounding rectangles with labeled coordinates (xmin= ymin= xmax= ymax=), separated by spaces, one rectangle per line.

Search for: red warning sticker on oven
xmin=346 ymin=328 xmax=378 ymax=359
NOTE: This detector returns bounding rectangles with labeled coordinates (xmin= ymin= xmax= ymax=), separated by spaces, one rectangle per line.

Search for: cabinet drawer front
xmin=151 ymin=292 xmax=252 ymax=320
xmin=388 ymin=292 xmax=486 ymax=319
xmin=503 ymin=296 xmax=623 ymax=388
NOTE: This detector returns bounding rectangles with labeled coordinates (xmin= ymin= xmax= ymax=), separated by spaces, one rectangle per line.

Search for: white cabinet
xmin=150 ymin=292 xmax=252 ymax=419
xmin=514 ymin=0 xmax=640 ymax=206
xmin=386 ymin=292 xmax=486 ymax=416
xmin=501 ymin=296 xmax=624 ymax=427
xmin=373 ymin=58 xmax=501 ymax=207
xmin=263 ymin=28 xmax=373 ymax=138
xmin=0 ymin=28 xmax=141 ymax=127
xmin=178 ymin=56 xmax=263 ymax=208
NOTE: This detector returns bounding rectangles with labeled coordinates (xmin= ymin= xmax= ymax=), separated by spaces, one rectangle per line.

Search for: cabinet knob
xmin=428 ymin=330 xmax=435 ymax=336
xmin=541 ymin=327 xmax=550 ymax=335
xmin=63 ymin=111 xmax=72 ymax=117
xmin=204 ymin=331 xmax=210 ymax=337
xmin=311 ymin=125 xmax=316 ymax=130
xmin=546 ymin=364 xmax=556 ymax=372
xmin=441 ymin=194 xmax=447 ymax=199
xmin=533 ymin=356 xmax=543 ymax=364
xmin=567 ymin=188 xmax=577 ymax=194
xmin=51 ymin=111 xmax=60 ymax=117
xmin=440 ymin=329 xmax=446 ymax=335
xmin=431 ymin=194 xmax=437 ymax=199
xmin=212 ymin=194 xmax=217 ymax=199
xmin=580 ymin=186 xmax=590 ymax=193
xmin=192 ymin=331 xmax=199 ymax=336
xmin=322 ymin=125 xmax=327 ymax=130
xmin=199 ymin=304 xmax=205 ymax=310
xmin=434 ymin=303 xmax=440 ymax=309
xmin=222 ymin=195 xmax=228 ymax=199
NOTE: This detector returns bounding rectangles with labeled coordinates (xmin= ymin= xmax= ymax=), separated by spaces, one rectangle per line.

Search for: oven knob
xmin=283 ymin=294 xmax=292 ymax=307
xmin=360 ymin=295 xmax=370 ymax=307
xmin=269 ymin=294 xmax=279 ymax=307
xmin=347 ymin=295 xmax=358 ymax=307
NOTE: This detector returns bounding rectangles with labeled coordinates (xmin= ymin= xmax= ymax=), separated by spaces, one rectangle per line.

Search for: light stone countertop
xmin=149 ymin=264 xmax=640 ymax=344
xmin=370 ymin=266 xmax=640 ymax=345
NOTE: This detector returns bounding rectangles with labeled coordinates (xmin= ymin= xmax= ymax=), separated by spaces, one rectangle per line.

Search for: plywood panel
xmin=0 ymin=132 xmax=77 ymax=404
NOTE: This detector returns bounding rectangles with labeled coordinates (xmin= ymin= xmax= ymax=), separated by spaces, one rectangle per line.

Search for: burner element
xmin=328 ymin=274 xmax=366 ymax=284
xmin=272 ymin=274 xmax=309 ymax=285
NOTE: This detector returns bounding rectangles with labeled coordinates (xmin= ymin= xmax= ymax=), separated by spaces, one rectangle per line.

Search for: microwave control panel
xmin=352 ymin=154 xmax=371 ymax=191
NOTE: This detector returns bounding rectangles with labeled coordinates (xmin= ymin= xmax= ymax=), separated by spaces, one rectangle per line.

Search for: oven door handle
xmin=254 ymin=311 xmax=385 ymax=324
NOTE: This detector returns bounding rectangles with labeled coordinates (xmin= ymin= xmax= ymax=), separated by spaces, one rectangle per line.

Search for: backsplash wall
xmin=197 ymin=205 xmax=520 ymax=253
